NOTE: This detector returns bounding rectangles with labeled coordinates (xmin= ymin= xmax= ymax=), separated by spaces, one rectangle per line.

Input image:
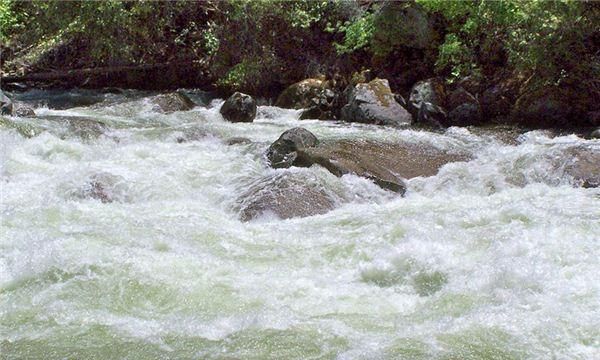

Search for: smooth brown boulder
xmin=298 ymin=139 xmax=471 ymax=194
xmin=275 ymin=78 xmax=329 ymax=109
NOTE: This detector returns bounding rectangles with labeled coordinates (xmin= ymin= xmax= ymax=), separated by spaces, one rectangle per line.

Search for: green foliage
xmin=332 ymin=13 xmax=374 ymax=54
xmin=418 ymin=0 xmax=599 ymax=89
xmin=436 ymin=34 xmax=474 ymax=80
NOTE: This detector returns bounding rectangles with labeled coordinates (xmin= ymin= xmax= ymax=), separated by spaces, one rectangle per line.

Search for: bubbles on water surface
xmin=1 ymin=90 xmax=599 ymax=359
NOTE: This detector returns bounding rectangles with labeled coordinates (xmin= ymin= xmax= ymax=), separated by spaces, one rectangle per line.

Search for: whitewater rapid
xmin=1 ymin=90 xmax=599 ymax=359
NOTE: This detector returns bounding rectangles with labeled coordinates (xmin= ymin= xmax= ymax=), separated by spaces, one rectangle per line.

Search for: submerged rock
xmin=236 ymin=173 xmax=336 ymax=221
xmin=0 ymin=116 xmax=41 ymax=138
xmin=220 ymin=92 xmax=257 ymax=123
xmin=226 ymin=137 xmax=252 ymax=145
xmin=341 ymin=78 xmax=412 ymax=126
xmin=75 ymin=173 xmax=126 ymax=203
xmin=174 ymin=127 xmax=207 ymax=143
xmin=150 ymin=92 xmax=195 ymax=113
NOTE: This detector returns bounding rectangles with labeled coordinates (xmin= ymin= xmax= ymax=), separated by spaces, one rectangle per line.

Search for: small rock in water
xmin=150 ymin=92 xmax=195 ymax=113
xmin=226 ymin=137 xmax=252 ymax=145
xmin=590 ymin=128 xmax=600 ymax=139
xmin=66 ymin=118 xmax=108 ymax=140
xmin=220 ymin=92 xmax=257 ymax=123
xmin=76 ymin=173 xmax=125 ymax=203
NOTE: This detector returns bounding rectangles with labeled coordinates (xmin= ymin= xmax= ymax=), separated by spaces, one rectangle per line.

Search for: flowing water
xmin=1 ymin=90 xmax=599 ymax=359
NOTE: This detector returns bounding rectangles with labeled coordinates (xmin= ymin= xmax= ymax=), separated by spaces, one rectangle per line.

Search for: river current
xmin=1 ymin=90 xmax=598 ymax=359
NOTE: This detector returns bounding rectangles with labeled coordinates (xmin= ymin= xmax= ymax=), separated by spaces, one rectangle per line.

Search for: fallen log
xmin=1 ymin=61 xmax=213 ymax=89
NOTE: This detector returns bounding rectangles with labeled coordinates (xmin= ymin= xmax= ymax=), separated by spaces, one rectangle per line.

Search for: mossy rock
xmin=275 ymin=78 xmax=329 ymax=109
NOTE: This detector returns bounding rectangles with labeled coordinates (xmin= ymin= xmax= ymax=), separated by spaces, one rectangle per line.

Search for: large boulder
xmin=265 ymin=127 xmax=319 ymax=168
xmin=150 ymin=92 xmax=195 ymax=113
xmin=265 ymin=129 xmax=472 ymax=194
xmin=236 ymin=173 xmax=337 ymax=221
xmin=1 ymin=90 xmax=13 ymax=115
xmin=220 ymin=92 xmax=257 ymax=123
xmin=340 ymin=78 xmax=412 ymax=126
xmin=275 ymin=78 xmax=329 ymax=109
xmin=297 ymin=140 xmax=471 ymax=194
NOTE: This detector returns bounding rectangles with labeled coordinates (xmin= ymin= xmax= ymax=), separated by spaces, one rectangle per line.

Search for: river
xmin=1 ymin=90 xmax=599 ymax=359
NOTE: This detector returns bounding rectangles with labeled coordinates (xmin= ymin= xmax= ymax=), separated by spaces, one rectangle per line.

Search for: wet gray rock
xmin=265 ymin=127 xmax=319 ymax=168
xmin=341 ymin=78 xmax=412 ymax=127
xmin=590 ymin=128 xmax=600 ymax=139
xmin=513 ymin=88 xmax=572 ymax=128
xmin=150 ymin=92 xmax=195 ymax=113
xmin=220 ymin=92 xmax=257 ymax=123
xmin=1 ymin=90 xmax=13 ymax=115
xmin=236 ymin=173 xmax=336 ymax=221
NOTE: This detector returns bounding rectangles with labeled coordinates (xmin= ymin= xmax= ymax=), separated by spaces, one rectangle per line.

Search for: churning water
xmin=1 ymin=90 xmax=599 ymax=359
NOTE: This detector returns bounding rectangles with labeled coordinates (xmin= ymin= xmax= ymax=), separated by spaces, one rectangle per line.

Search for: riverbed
xmin=1 ymin=90 xmax=599 ymax=359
